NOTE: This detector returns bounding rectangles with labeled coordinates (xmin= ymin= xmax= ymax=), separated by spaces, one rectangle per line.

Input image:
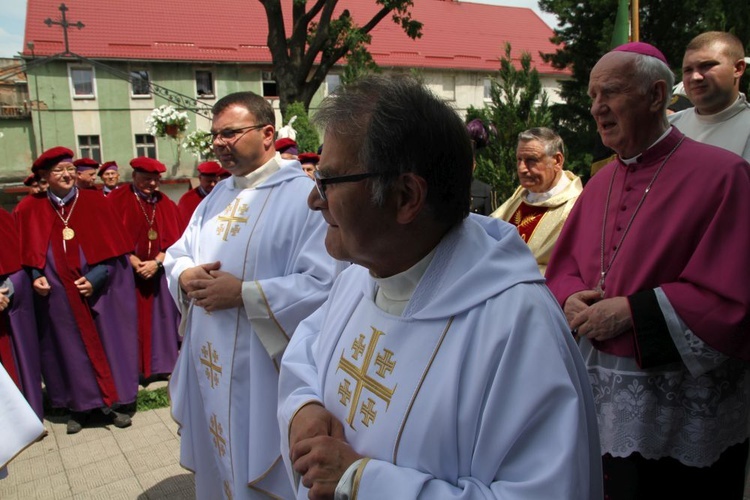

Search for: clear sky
xmin=0 ymin=0 xmax=559 ymax=58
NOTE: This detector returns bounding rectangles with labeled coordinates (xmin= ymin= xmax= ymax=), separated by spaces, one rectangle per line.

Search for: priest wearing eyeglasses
xmin=279 ymin=75 xmax=601 ymax=500
xmin=108 ymin=157 xmax=183 ymax=385
xmin=13 ymin=146 xmax=138 ymax=434
xmin=164 ymin=91 xmax=339 ymax=499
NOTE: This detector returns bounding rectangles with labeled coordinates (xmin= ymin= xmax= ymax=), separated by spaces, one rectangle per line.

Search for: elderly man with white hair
xmin=547 ymin=42 xmax=750 ymax=500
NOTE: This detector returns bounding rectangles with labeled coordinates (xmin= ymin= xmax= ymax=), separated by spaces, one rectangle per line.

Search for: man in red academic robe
xmin=0 ymin=208 xmax=42 ymax=419
xmin=14 ymin=146 xmax=139 ymax=434
xmin=546 ymin=42 xmax=750 ymax=499
xmin=73 ymin=157 xmax=100 ymax=191
xmin=98 ymin=161 xmax=121 ymax=196
xmin=108 ymin=157 xmax=182 ymax=384
xmin=297 ymin=152 xmax=319 ymax=179
xmin=177 ymin=160 xmax=227 ymax=225
xmin=23 ymin=173 xmax=47 ymax=194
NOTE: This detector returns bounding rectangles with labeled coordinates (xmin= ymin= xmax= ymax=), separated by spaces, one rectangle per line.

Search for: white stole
xmin=184 ymin=183 xmax=276 ymax=486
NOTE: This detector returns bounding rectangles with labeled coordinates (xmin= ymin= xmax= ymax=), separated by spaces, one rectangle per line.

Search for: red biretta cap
xmin=32 ymin=146 xmax=74 ymax=174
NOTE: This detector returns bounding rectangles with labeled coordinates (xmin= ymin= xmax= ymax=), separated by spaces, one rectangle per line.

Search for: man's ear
xmin=394 ymin=173 xmax=428 ymax=225
xmin=263 ymin=125 xmax=275 ymax=148
xmin=650 ymin=80 xmax=668 ymax=113
xmin=733 ymin=58 xmax=747 ymax=80
xmin=553 ymin=152 xmax=565 ymax=172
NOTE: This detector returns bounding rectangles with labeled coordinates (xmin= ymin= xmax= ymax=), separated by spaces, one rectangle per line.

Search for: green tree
xmin=282 ymin=102 xmax=321 ymax=154
xmin=470 ymin=43 xmax=553 ymax=202
xmin=538 ymin=0 xmax=750 ymax=176
xmin=261 ymin=0 xmax=422 ymax=115
xmin=341 ymin=38 xmax=382 ymax=85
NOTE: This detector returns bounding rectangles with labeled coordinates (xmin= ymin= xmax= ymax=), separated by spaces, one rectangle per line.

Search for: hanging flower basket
xmin=165 ymin=124 xmax=179 ymax=138
xmin=146 ymin=105 xmax=190 ymax=139
xmin=183 ymin=130 xmax=215 ymax=159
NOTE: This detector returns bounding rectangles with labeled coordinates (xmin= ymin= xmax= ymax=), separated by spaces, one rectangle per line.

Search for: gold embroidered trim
xmin=392 ymin=316 xmax=454 ymax=463
xmin=247 ymin=455 xmax=286 ymax=499
xmin=351 ymin=457 xmax=371 ymax=499
xmin=254 ymin=280 xmax=291 ymax=342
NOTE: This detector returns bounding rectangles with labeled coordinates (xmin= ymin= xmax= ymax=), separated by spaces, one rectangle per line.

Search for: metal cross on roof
xmin=44 ymin=3 xmax=85 ymax=55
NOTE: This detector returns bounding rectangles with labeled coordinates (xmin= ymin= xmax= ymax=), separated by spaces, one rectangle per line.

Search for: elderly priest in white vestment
xmin=165 ymin=91 xmax=339 ymax=499
xmin=277 ymin=75 xmax=602 ymax=500
xmin=492 ymin=127 xmax=582 ymax=276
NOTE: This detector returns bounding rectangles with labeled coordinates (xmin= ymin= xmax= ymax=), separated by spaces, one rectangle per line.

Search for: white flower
xmin=183 ymin=130 xmax=214 ymax=159
xmin=146 ymin=105 xmax=190 ymax=138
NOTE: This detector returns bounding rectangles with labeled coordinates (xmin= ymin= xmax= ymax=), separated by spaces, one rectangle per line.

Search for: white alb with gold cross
xmin=322 ymin=298 xmax=452 ymax=461
xmin=167 ymin=157 xmax=338 ymax=500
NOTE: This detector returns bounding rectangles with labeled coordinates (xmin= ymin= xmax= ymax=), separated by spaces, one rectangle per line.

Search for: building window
xmin=196 ymin=70 xmax=214 ymax=98
xmin=135 ymin=134 xmax=157 ymax=158
xmin=262 ymin=71 xmax=278 ymax=98
xmin=484 ymin=78 xmax=492 ymax=100
xmin=326 ymin=74 xmax=340 ymax=96
xmin=78 ymin=135 xmax=101 ymax=162
xmin=441 ymin=75 xmax=456 ymax=101
xmin=69 ymin=66 xmax=95 ymax=98
xmin=131 ymin=70 xmax=151 ymax=97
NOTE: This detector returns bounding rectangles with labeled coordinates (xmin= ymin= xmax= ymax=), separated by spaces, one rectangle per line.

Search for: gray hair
xmin=312 ymin=75 xmax=473 ymax=228
xmin=517 ymin=127 xmax=565 ymax=158
xmin=633 ymin=54 xmax=675 ymax=113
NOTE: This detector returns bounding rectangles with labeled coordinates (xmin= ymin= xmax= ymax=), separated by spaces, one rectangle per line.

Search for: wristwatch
xmin=155 ymin=258 xmax=164 ymax=270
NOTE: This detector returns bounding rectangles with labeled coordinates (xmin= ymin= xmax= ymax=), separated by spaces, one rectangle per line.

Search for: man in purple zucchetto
xmin=546 ymin=42 xmax=750 ymax=499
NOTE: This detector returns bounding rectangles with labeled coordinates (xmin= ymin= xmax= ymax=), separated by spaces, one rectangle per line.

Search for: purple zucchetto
xmin=612 ymin=42 xmax=669 ymax=66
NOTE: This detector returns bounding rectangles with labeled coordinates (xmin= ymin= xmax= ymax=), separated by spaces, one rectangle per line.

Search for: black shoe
xmin=111 ymin=411 xmax=132 ymax=429
xmin=67 ymin=412 xmax=88 ymax=434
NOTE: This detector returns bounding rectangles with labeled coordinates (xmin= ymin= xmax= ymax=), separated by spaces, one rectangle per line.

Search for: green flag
xmin=592 ymin=0 xmax=631 ymax=176
xmin=610 ymin=0 xmax=630 ymax=48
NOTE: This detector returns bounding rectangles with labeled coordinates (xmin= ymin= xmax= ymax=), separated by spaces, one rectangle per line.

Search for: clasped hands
xmin=129 ymin=255 xmax=160 ymax=280
xmin=288 ymin=403 xmax=363 ymax=500
xmin=565 ymin=290 xmax=633 ymax=342
xmin=32 ymin=276 xmax=93 ymax=297
xmin=180 ymin=261 xmax=243 ymax=312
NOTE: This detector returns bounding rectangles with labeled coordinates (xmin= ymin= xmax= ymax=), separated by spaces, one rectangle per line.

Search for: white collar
xmin=372 ymin=248 xmax=437 ymax=316
xmin=525 ymin=172 xmax=571 ymax=203
xmin=233 ymin=153 xmax=281 ymax=189
xmin=620 ymin=126 xmax=673 ymax=165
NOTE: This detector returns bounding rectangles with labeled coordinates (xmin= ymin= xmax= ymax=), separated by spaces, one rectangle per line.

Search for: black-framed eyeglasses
xmin=210 ymin=124 xmax=267 ymax=144
xmin=313 ymin=170 xmax=380 ymax=201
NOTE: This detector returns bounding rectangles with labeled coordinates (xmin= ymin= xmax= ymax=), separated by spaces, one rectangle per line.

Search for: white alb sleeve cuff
xmin=242 ymin=280 xmax=290 ymax=359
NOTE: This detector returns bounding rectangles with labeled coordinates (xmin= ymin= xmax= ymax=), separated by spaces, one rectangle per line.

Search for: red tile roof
xmin=23 ymin=0 xmax=567 ymax=75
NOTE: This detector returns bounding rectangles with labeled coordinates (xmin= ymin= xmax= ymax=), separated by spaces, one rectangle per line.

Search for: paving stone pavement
xmin=0 ymin=405 xmax=194 ymax=499
xmin=3 ymin=401 xmax=750 ymax=499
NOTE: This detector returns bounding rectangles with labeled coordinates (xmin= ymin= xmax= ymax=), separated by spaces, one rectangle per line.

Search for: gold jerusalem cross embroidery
xmin=209 ymin=413 xmax=227 ymax=457
xmin=337 ymin=326 xmax=397 ymax=429
xmin=216 ymin=198 xmax=249 ymax=241
xmin=200 ymin=342 xmax=222 ymax=388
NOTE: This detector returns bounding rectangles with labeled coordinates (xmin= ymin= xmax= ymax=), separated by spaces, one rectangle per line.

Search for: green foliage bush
xmin=283 ymin=102 xmax=321 ymax=155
